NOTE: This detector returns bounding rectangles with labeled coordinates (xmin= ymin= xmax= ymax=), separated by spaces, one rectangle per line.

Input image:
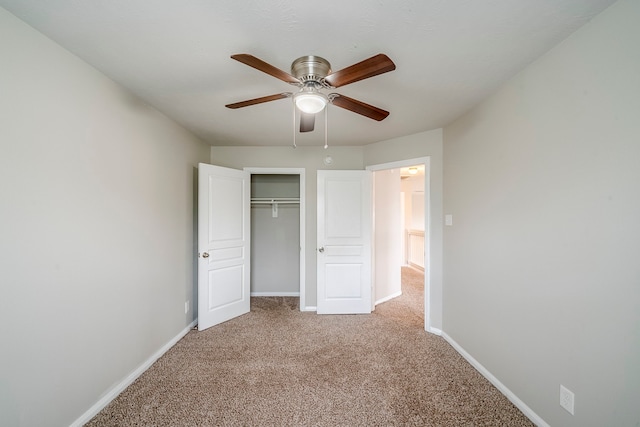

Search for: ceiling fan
xmin=225 ymin=53 xmax=396 ymax=132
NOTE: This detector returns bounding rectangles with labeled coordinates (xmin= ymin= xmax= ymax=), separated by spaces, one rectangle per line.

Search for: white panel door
xmin=198 ymin=163 xmax=250 ymax=331
xmin=317 ymin=170 xmax=372 ymax=314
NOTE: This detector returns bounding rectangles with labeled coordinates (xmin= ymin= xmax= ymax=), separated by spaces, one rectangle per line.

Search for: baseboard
xmin=301 ymin=305 xmax=317 ymax=312
xmin=70 ymin=319 xmax=198 ymax=427
xmin=375 ymin=290 xmax=402 ymax=306
xmin=440 ymin=332 xmax=550 ymax=427
xmin=250 ymin=292 xmax=300 ymax=297
xmin=427 ymin=326 xmax=442 ymax=336
xmin=407 ymin=262 xmax=425 ymax=272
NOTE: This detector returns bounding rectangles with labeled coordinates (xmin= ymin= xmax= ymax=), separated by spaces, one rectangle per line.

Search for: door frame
xmin=366 ymin=157 xmax=439 ymax=334
xmin=244 ymin=167 xmax=306 ymax=311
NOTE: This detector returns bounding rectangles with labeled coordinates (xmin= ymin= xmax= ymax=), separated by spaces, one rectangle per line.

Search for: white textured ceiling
xmin=0 ymin=0 xmax=615 ymax=146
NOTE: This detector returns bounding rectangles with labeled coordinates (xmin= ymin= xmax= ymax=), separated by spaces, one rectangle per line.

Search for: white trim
xmin=70 ymin=319 xmax=197 ymax=427
xmin=375 ymin=290 xmax=402 ymax=306
xmin=366 ymin=158 xmax=426 ymax=172
xmin=366 ymin=157 xmax=435 ymax=333
xmin=301 ymin=305 xmax=317 ymax=312
xmin=427 ymin=326 xmax=442 ymax=336
xmin=441 ymin=332 xmax=550 ymax=427
xmin=250 ymin=292 xmax=300 ymax=297
xmin=244 ymin=167 xmax=306 ymax=312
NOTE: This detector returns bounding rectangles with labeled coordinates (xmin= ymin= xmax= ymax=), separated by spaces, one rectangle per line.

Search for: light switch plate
xmin=445 ymin=214 xmax=453 ymax=226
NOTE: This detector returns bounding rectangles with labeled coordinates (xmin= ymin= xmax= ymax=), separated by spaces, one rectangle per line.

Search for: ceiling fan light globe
xmin=294 ymin=93 xmax=327 ymax=114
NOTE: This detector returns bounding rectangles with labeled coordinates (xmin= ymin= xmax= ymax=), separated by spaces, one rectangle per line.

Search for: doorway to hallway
xmin=367 ymin=157 xmax=432 ymax=332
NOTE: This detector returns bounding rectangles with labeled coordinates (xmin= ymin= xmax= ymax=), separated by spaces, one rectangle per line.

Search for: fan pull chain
xmin=324 ymin=105 xmax=328 ymax=149
xmin=292 ymin=102 xmax=297 ymax=148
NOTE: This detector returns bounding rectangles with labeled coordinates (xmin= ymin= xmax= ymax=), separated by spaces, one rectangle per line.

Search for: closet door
xmin=198 ymin=163 xmax=250 ymax=331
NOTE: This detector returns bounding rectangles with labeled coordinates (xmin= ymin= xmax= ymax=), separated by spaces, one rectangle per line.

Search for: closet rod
xmin=251 ymin=197 xmax=299 ymax=201
xmin=250 ymin=197 xmax=300 ymax=205
xmin=251 ymin=201 xmax=300 ymax=205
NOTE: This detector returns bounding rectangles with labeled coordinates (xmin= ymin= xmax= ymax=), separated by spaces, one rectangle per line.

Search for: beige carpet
xmin=87 ymin=268 xmax=533 ymax=426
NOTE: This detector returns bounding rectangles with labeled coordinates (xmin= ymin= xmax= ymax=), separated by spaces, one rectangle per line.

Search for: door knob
xmin=318 ymin=247 xmax=324 ymax=253
xmin=202 ymin=252 xmax=210 ymax=258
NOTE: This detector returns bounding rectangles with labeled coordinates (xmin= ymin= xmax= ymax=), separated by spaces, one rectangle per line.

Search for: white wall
xmin=410 ymin=192 xmax=425 ymax=231
xmin=443 ymin=0 xmax=640 ymax=425
xmin=401 ymin=171 xmax=425 ymax=266
xmin=0 ymin=7 xmax=210 ymax=427
xmin=373 ymin=169 xmax=402 ymax=303
xmin=401 ymin=172 xmax=426 ymax=231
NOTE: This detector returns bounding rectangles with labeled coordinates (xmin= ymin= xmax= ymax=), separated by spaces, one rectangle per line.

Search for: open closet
xmin=250 ymin=174 xmax=301 ymax=296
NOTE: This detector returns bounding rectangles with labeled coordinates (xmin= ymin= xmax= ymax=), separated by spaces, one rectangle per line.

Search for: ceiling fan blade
xmin=330 ymin=94 xmax=390 ymax=121
xmin=225 ymin=93 xmax=291 ymax=109
xmin=231 ymin=54 xmax=300 ymax=84
xmin=323 ymin=54 xmax=396 ymax=88
xmin=300 ymin=113 xmax=315 ymax=132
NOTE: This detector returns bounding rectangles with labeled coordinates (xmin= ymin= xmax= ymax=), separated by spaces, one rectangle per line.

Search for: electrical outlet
xmin=185 ymin=301 xmax=189 ymax=314
xmin=560 ymin=385 xmax=575 ymax=415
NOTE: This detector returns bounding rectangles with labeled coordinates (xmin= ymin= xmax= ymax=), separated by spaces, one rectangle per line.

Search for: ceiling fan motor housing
xmin=291 ymin=56 xmax=331 ymax=84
